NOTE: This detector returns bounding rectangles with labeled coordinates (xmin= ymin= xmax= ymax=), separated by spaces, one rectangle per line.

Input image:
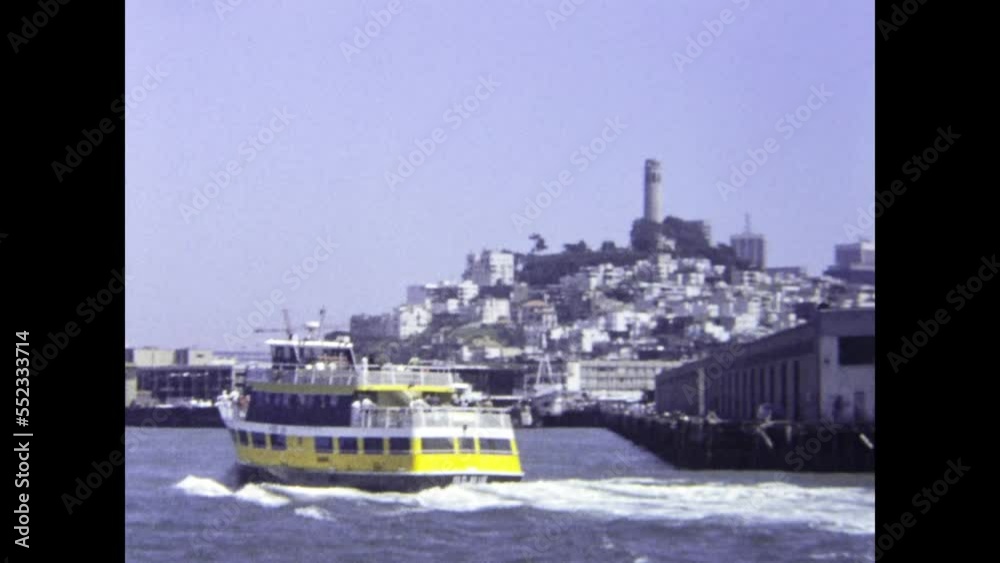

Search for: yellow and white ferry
xmin=216 ymin=331 xmax=523 ymax=491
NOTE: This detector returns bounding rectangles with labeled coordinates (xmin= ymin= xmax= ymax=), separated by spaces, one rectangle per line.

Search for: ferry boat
xmin=215 ymin=329 xmax=523 ymax=491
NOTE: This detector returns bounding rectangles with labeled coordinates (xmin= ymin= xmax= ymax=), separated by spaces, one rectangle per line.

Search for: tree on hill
xmin=629 ymin=219 xmax=662 ymax=253
xmin=516 ymin=248 xmax=643 ymax=286
xmin=630 ymin=216 xmax=751 ymax=270
xmin=660 ymin=216 xmax=710 ymax=250
xmin=529 ymin=233 xmax=547 ymax=254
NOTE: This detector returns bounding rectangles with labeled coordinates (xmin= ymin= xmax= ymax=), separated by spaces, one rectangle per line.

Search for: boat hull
xmin=220 ymin=419 xmax=525 ymax=492
xmin=236 ymin=463 xmax=522 ymax=491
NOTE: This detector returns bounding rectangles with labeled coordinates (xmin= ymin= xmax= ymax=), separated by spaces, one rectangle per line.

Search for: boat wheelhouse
xmin=216 ymin=334 xmax=523 ymax=491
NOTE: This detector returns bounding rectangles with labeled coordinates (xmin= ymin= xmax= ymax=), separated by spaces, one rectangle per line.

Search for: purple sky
xmin=126 ymin=0 xmax=873 ymax=349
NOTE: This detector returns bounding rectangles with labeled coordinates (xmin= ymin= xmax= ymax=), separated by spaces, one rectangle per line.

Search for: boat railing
xmin=357 ymin=369 xmax=455 ymax=387
xmin=246 ymin=365 xmax=456 ymax=387
xmin=356 ymin=407 xmax=511 ymax=430
xmin=215 ymin=393 xmax=246 ymax=421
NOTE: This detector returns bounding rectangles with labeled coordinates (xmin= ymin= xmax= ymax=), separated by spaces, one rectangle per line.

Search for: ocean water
xmin=125 ymin=428 xmax=874 ymax=562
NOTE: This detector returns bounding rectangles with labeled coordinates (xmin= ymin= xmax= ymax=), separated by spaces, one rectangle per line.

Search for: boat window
xmin=270 ymin=434 xmax=287 ymax=451
xmin=480 ymin=438 xmax=512 ymax=454
xmin=363 ymin=437 xmax=384 ymax=455
xmin=301 ymin=347 xmax=317 ymax=364
xmin=251 ymin=432 xmax=267 ymax=449
xmin=458 ymin=437 xmax=475 ymax=453
xmin=238 ymin=431 xmax=249 ymax=446
xmin=388 ymin=437 xmax=411 ymax=454
xmin=273 ymin=345 xmax=296 ymax=364
xmin=245 ymin=391 xmax=353 ymax=427
xmin=420 ymin=437 xmax=454 ymax=453
xmin=339 ymin=437 xmax=358 ymax=454
xmin=315 ymin=437 xmax=334 ymax=453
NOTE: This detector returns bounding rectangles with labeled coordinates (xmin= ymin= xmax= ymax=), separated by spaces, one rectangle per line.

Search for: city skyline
xmin=126 ymin=0 xmax=873 ymax=348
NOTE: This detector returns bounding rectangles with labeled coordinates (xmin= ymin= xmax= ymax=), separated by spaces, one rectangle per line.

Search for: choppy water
xmin=125 ymin=428 xmax=874 ymax=562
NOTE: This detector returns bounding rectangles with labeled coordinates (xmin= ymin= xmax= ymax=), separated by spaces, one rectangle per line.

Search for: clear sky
xmin=125 ymin=0 xmax=873 ymax=349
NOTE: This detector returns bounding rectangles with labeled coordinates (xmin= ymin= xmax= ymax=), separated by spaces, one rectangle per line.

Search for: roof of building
xmin=656 ymin=308 xmax=874 ymax=382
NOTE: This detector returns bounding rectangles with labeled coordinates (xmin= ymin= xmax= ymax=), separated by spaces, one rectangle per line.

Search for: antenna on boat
xmin=283 ymin=309 xmax=293 ymax=340
xmin=317 ymin=306 xmax=326 ymax=339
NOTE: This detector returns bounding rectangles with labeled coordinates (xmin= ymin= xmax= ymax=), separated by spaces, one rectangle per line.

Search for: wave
xmin=809 ymin=552 xmax=874 ymax=561
xmin=173 ymin=475 xmax=290 ymax=508
xmin=294 ymin=506 xmax=336 ymax=521
xmin=174 ymin=476 xmax=232 ymax=498
xmin=266 ymin=482 xmax=523 ymax=512
xmin=173 ymin=475 xmax=873 ymax=535
xmin=234 ymin=483 xmax=291 ymax=507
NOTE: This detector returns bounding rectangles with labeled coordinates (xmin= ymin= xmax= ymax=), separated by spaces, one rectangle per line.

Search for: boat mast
xmin=317 ymin=306 xmax=326 ymax=339
xmin=283 ymin=309 xmax=294 ymax=340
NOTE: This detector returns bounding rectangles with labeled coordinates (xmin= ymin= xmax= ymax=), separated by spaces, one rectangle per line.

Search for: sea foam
xmin=178 ymin=476 xmax=874 ymax=535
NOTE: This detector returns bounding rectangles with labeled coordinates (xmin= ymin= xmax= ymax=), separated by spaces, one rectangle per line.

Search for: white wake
xmin=173 ymin=475 xmax=874 ymax=535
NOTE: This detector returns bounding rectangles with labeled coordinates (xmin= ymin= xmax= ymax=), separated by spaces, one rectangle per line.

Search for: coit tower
xmin=644 ymin=159 xmax=662 ymax=222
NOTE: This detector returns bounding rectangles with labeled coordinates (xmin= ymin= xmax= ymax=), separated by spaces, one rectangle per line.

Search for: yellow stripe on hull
xmin=230 ymin=436 xmax=523 ymax=476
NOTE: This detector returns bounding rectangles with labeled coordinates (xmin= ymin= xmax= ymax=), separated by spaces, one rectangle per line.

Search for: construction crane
xmin=254 ymin=308 xmax=331 ymax=341
xmin=253 ymin=308 xmax=294 ymax=340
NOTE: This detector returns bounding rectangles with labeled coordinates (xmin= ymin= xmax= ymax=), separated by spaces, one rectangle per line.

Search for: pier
xmin=535 ymin=406 xmax=875 ymax=472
